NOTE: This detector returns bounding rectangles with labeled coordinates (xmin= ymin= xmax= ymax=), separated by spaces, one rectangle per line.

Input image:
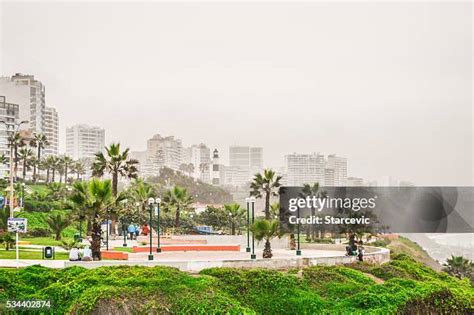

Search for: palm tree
xmin=29 ymin=133 xmax=48 ymax=183
xmin=301 ymin=183 xmax=327 ymax=240
xmin=92 ymin=143 xmax=139 ymax=196
xmin=251 ymin=219 xmax=281 ymax=258
xmin=162 ymin=185 xmax=192 ymax=228
xmin=18 ymin=147 xmax=33 ymax=181
xmin=45 ymin=213 xmax=71 ymax=240
xmin=43 ymin=156 xmax=54 ymax=183
xmin=443 ymin=255 xmax=473 ymax=281
xmin=0 ymin=154 xmax=8 ymax=166
xmin=224 ymin=203 xmax=245 ymax=235
xmin=8 ymin=132 xmax=25 ymax=180
xmin=72 ymin=160 xmax=86 ymax=181
xmin=69 ymin=179 xmax=115 ymax=260
xmin=250 ymin=169 xmax=282 ymax=220
xmin=47 ymin=156 xmax=60 ymax=183
xmin=62 ymin=155 xmax=74 ymax=184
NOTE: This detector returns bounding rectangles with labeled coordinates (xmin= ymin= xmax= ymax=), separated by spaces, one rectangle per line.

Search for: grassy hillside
xmin=374 ymin=236 xmax=441 ymax=270
xmin=0 ymin=254 xmax=472 ymax=314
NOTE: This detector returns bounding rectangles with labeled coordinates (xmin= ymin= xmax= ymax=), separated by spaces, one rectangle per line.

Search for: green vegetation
xmin=0 ymin=254 xmax=472 ymax=314
xmin=0 ymin=249 xmax=69 ymax=260
xmin=373 ymin=236 xmax=441 ymax=270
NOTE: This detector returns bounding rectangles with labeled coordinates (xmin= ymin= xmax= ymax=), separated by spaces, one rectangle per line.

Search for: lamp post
xmin=155 ymin=198 xmax=161 ymax=253
xmin=122 ymin=217 xmax=128 ymax=247
xmin=296 ymin=206 xmax=301 ymax=256
xmin=20 ymin=183 xmax=25 ymax=208
xmin=0 ymin=120 xmax=28 ymax=218
xmin=249 ymin=197 xmax=256 ymax=259
xmin=245 ymin=198 xmax=251 ymax=252
xmin=147 ymin=198 xmax=154 ymax=260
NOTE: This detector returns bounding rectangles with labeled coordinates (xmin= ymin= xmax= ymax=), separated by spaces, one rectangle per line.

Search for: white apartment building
xmin=66 ymin=124 xmax=105 ymax=160
xmin=183 ymin=143 xmax=211 ymax=182
xmin=347 ymin=177 xmax=364 ymax=186
xmin=228 ymin=146 xmax=263 ymax=186
xmin=43 ymin=107 xmax=59 ymax=156
xmin=0 ymin=74 xmax=45 ymax=133
xmin=285 ymin=153 xmax=326 ymax=186
xmin=0 ymin=74 xmax=60 ymax=156
xmin=0 ymin=96 xmax=19 ymax=177
xmin=326 ymin=154 xmax=347 ymax=186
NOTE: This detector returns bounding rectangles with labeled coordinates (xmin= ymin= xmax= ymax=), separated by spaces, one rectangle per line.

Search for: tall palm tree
xmin=250 ymin=169 xmax=282 ymax=220
xmin=8 ymin=132 xmax=25 ymax=180
xmin=45 ymin=213 xmax=71 ymax=240
xmin=162 ymin=185 xmax=192 ymax=228
xmin=301 ymin=183 xmax=327 ymax=240
xmin=42 ymin=156 xmax=54 ymax=183
xmin=29 ymin=133 xmax=48 ymax=183
xmin=224 ymin=203 xmax=245 ymax=235
xmin=69 ymin=179 xmax=115 ymax=260
xmin=49 ymin=156 xmax=60 ymax=183
xmin=18 ymin=147 xmax=33 ymax=181
xmin=251 ymin=219 xmax=281 ymax=258
xmin=62 ymin=155 xmax=74 ymax=184
xmin=92 ymin=143 xmax=139 ymax=196
xmin=72 ymin=160 xmax=86 ymax=181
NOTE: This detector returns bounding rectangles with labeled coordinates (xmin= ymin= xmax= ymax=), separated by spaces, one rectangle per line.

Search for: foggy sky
xmin=0 ymin=1 xmax=472 ymax=185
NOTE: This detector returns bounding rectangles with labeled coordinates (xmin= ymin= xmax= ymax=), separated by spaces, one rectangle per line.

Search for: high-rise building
xmin=285 ymin=153 xmax=326 ymax=186
xmin=43 ymin=107 xmax=59 ymax=156
xmin=326 ymin=154 xmax=347 ymax=186
xmin=132 ymin=134 xmax=183 ymax=177
xmin=0 ymin=96 xmax=19 ymax=177
xmin=211 ymin=149 xmax=220 ymax=185
xmin=183 ymin=143 xmax=211 ymax=182
xmin=228 ymin=146 xmax=263 ymax=186
xmin=66 ymin=124 xmax=105 ymax=160
xmin=0 ymin=74 xmax=60 ymax=155
xmin=0 ymin=74 xmax=46 ymax=133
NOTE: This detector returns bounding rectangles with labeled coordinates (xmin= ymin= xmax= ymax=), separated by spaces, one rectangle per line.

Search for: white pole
xmin=16 ymin=231 xmax=19 ymax=268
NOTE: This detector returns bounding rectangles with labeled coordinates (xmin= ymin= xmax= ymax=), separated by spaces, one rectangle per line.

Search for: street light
xmin=245 ymin=198 xmax=251 ymax=252
xmin=154 ymin=198 xmax=161 ymax=253
xmin=296 ymin=206 xmax=301 ymax=256
xmin=0 ymin=120 xmax=28 ymax=218
xmin=248 ymin=196 xmax=256 ymax=259
xmin=147 ymin=197 xmax=154 ymax=260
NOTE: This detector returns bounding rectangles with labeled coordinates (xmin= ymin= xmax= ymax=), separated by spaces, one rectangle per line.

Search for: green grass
xmin=0 ymin=249 xmax=69 ymax=260
xmin=22 ymin=237 xmax=73 ymax=246
xmin=112 ymin=247 xmax=134 ymax=253
xmin=0 ymin=254 xmax=471 ymax=314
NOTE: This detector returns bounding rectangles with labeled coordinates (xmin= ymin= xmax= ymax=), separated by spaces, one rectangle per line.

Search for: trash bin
xmin=74 ymin=233 xmax=81 ymax=242
xmin=43 ymin=246 xmax=55 ymax=259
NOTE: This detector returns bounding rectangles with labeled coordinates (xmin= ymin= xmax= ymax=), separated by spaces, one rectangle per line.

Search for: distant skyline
xmin=0 ymin=1 xmax=472 ymax=185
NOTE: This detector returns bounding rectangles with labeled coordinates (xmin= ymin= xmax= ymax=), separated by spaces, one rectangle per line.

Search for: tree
xmin=443 ymin=255 xmax=473 ymax=282
xmin=72 ymin=160 xmax=86 ymax=181
xmin=301 ymin=183 xmax=327 ymax=240
xmin=179 ymin=163 xmax=194 ymax=177
xmin=0 ymin=233 xmax=15 ymax=251
xmin=162 ymin=185 xmax=192 ymax=228
xmin=30 ymin=133 xmax=48 ymax=183
xmin=92 ymin=143 xmax=139 ymax=197
xmin=0 ymin=154 xmax=8 ymax=166
xmin=62 ymin=155 xmax=74 ymax=184
xmin=18 ymin=147 xmax=34 ymax=181
xmin=47 ymin=156 xmax=60 ymax=183
xmin=69 ymin=179 xmax=116 ymax=260
xmin=250 ymin=169 xmax=282 ymax=220
xmin=46 ymin=213 xmax=71 ymax=240
xmin=8 ymin=132 xmax=25 ymax=180
xmin=125 ymin=179 xmax=156 ymax=225
xmin=196 ymin=206 xmax=229 ymax=232
xmin=224 ymin=203 xmax=245 ymax=235
xmin=0 ymin=206 xmax=8 ymax=231
xmin=250 ymin=219 xmax=281 ymax=258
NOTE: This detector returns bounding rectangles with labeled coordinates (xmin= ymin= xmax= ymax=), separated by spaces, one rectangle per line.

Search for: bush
xmin=24 ymin=199 xmax=63 ymax=212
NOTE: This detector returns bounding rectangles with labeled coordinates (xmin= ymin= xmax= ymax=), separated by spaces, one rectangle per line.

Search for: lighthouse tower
xmin=211 ymin=149 xmax=220 ymax=185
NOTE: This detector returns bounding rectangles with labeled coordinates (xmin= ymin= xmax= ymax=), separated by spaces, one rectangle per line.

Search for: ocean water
xmin=402 ymin=233 xmax=474 ymax=264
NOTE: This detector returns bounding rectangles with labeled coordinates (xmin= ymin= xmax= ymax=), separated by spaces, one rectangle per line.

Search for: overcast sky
xmin=0 ymin=1 xmax=472 ymax=185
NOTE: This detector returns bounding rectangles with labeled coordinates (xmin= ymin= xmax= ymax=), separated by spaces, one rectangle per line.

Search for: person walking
xmin=128 ymin=224 xmax=136 ymax=240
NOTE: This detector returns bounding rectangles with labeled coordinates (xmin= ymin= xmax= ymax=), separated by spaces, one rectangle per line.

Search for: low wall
xmin=65 ymin=247 xmax=389 ymax=272
xmin=170 ymin=235 xmax=290 ymax=249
